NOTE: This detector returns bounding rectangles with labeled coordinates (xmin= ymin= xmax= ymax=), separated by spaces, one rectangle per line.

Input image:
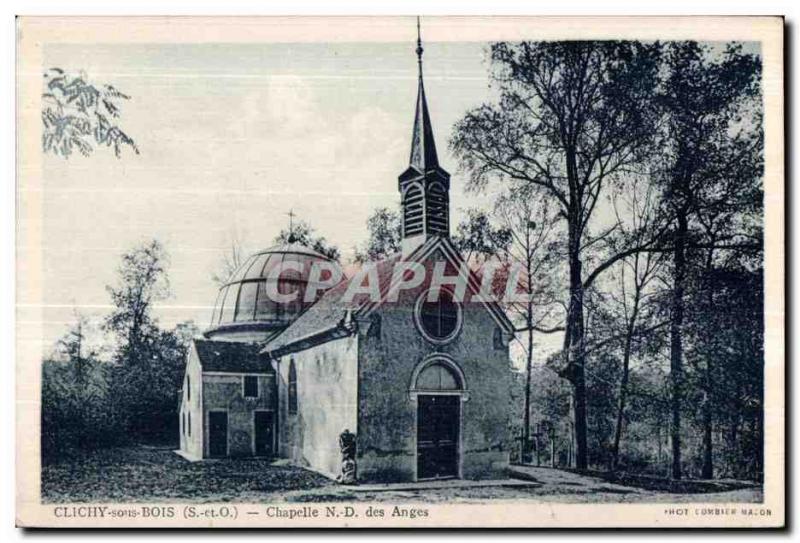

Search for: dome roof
xmin=206 ymin=243 xmax=343 ymax=341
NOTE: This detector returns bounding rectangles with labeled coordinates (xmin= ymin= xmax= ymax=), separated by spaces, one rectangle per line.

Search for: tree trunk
xmin=657 ymin=421 xmax=662 ymax=468
xmin=701 ymin=391 xmax=713 ymax=478
xmin=669 ymin=212 xmax=688 ymax=480
xmin=701 ymin=249 xmax=715 ymax=479
xmin=568 ymin=226 xmax=588 ymax=470
xmin=523 ymin=305 xmax=534 ymax=461
xmin=612 ymin=302 xmax=639 ymax=471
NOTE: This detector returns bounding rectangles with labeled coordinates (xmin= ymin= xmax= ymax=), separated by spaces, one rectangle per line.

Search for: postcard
xmin=15 ymin=15 xmax=784 ymax=528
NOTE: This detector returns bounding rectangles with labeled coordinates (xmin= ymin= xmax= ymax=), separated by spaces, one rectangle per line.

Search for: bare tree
xmin=452 ymin=41 xmax=660 ymax=469
xmin=494 ymin=184 xmax=564 ymax=454
xmin=211 ymin=233 xmax=247 ymax=287
xmin=605 ymin=181 xmax=666 ymax=471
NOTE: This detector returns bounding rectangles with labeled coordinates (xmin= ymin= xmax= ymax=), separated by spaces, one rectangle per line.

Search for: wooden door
xmin=417 ymin=395 xmax=460 ymax=479
xmin=254 ymin=411 xmax=275 ymax=456
xmin=208 ymin=411 xmax=228 ymax=457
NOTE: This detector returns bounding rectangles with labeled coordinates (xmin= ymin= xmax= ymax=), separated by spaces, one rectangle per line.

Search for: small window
xmin=187 ymin=376 xmax=191 ymax=402
xmin=288 ymin=360 xmax=298 ymax=415
xmin=243 ymin=375 xmax=259 ymax=398
xmin=493 ymin=327 xmax=505 ymax=350
xmin=188 ymin=412 xmax=191 ymax=436
xmin=182 ymin=412 xmax=185 ymax=436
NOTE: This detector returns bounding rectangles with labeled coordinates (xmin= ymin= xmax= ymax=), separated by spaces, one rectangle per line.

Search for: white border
xmin=5 ymin=3 xmax=790 ymax=535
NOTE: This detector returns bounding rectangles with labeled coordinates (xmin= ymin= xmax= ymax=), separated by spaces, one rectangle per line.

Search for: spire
xmin=399 ymin=17 xmax=450 ymax=254
xmin=408 ymin=16 xmax=439 ymax=173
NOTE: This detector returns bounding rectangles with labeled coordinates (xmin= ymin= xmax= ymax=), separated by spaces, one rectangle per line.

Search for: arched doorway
xmin=410 ymin=357 xmax=467 ymax=480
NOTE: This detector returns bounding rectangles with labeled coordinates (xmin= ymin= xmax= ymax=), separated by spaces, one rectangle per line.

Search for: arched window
xmin=288 ymin=360 xmax=298 ymax=415
xmin=403 ymin=184 xmax=424 ymax=237
xmin=186 ymin=376 xmax=191 ymax=402
xmin=408 ymin=356 xmax=468 ymax=401
xmin=415 ymin=363 xmax=462 ymax=391
xmin=415 ymin=289 xmax=462 ymax=344
xmin=426 ymin=182 xmax=448 ymax=235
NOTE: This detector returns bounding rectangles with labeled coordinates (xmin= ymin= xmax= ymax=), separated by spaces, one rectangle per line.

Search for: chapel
xmin=178 ymin=28 xmax=514 ymax=482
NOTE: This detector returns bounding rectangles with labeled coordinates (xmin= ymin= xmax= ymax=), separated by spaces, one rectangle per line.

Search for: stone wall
xmin=276 ymin=335 xmax=358 ymax=479
xmin=357 ymin=260 xmax=512 ymax=482
xmin=201 ymin=371 xmax=276 ymax=457
xmin=179 ymin=344 xmax=204 ymax=459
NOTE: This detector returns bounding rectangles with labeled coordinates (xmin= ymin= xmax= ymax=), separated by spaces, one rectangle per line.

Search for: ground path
xmin=41 ymin=446 xmax=762 ymax=504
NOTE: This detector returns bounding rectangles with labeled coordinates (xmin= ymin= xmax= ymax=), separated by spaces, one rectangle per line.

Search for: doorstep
xmin=173 ymin=449 xmax=202 ymax=462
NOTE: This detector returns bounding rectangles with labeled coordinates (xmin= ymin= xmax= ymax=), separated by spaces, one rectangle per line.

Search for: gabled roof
xmin=260 ymin=253 xmax=404 ymax=356
xmin=357 ymin=237 xmax=516 ymax=334
xmin=261 ymin=237 xmax=515 ymax=358
xmin=194 ymin=339 xmax=272 ymax=374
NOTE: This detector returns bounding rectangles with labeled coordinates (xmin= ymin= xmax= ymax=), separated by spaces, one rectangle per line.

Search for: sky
xmin=38 ymin=40 xmax=499 ymax=349
xmin=34 ymin=38 xmax=761 ymax=362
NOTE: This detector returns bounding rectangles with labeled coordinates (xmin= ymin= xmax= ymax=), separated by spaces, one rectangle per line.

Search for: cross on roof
xmin=287 ymin=209 xmax=296 ymax=242
xmin=407 ymin=16 xmax=440 ymax=173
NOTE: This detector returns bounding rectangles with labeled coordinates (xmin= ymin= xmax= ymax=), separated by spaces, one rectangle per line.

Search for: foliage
xmin=652 ymin=41 xmax=762 ymax=479
xmin=452 ymin=40 xmax=662 ymax=470
xmin=42 ymin=68 xmax=139 ymax=158
xmin=105 ymin=240 xmax=171 ymax=362
xmin=354 ymin=207 xmax=402 ymax=263
xmin=683 ymin=265 xmax=764 ymax=480
xmin=41 ymin=241 xmax=197 ymax=459
xmin=452 ymin=208 xmax=512 ymax=264
xmin=452 ymin=40 xmax=764 ymax=480
xmin=275 ymin=219 xmax=340 ymax=261
xmin=41 ymin=315 xmax=116 ymax=459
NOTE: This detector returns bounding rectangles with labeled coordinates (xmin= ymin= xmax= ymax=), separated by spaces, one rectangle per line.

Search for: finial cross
xmin=287 ymin=209 xmax=296 ymax=242
xmin=416 ymin=16 xmax=423 ymax=62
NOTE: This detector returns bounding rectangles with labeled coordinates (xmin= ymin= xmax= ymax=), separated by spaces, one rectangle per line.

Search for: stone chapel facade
xmin=178 ymin=33 xmax=515 ymax=482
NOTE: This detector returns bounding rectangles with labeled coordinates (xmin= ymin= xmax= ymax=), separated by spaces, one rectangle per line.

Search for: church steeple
xmin=409 ymin=18 xmax=439 ymax=173
xmin=399 ymin=17 xmax=451 ymax=254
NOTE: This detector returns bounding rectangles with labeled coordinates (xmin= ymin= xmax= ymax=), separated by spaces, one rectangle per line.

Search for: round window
xmin=415 ymin=289 xmax=462 ymax=343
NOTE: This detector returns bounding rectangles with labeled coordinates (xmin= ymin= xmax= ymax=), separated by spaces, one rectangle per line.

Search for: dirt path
xmin=284 ymin=467 xmax=763 ymax=504
xmin=42 ymin=446 xmax=763 ymax=504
